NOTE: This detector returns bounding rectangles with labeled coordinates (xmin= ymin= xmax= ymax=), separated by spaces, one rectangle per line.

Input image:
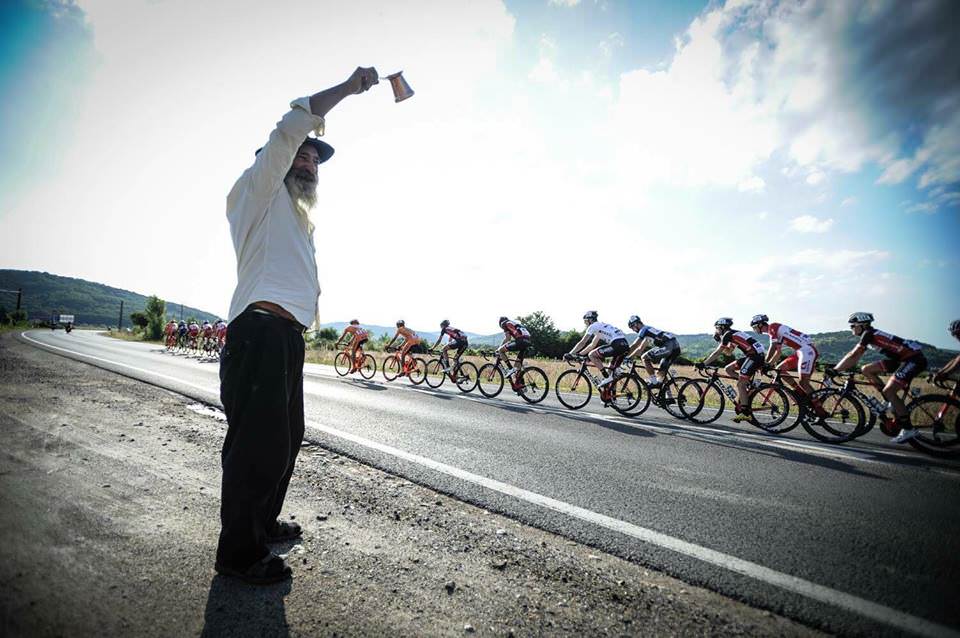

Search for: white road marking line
xmin=305 ymin=416 xmax=958 ymax=638
xmin=19 ymin=331 xmax=960 ymax=636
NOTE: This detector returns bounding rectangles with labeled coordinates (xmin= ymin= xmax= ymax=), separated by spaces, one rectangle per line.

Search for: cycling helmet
xmin=714 ymin=317 xmax=733 ymax=329
xmin=750 ymin=314 xmax=768 ymax=326
xmin=498 ymin=316 xmax=510 ymax=327
xmin=847 ymin=312 xmax=874 ymax=325
xmin=949 ymin=319 xmax=960 ymax=336
xmin=396 ymin=319 xmax=405 ymax=327
xmin=350 ymin=319 xmax=359 ymax=325
xmin=628 ymin=315 xmax=641 ymax=326
xmin=440 ymin=319 xmax=450 ymax=328
xmin=583 ymin=310 xmax=598 ymax=321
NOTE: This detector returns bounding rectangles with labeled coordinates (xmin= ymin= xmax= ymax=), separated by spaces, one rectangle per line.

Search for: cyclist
xmin=164 ymin=320 xmax=178 ymax=346
xmin=931 ymin=319 xmax=960 ymax=394
xmin=202 ymin=320 xmax=215 ymax=352
xmin=187 ymin=320 xmax=201 ymax=350
xmin=699 ymin=317 xmax=766 ymax=423
xmin=385 ymin=320 xmax=422 ymax=375
xmin=626 ymin=316 xmax=681 ymax=388
xmin=429 ymin=319 xmax=469 ymax=375
xmin=214 ymin=319 xmax=228 ymax=352
xmin=565 ymin=311 xmax=630 ymax=387
xmin=830 ymin=312 xmax=927 ymax=443
xmin=335 ymin=320 xmax=370 ymax=374
xmin=177 ymin=320 xmax=188 ymax=347
xmin=750 ymin=314 xmax=825 ymax=416
xmin=497 ymin=316 xmax=532 ymax=381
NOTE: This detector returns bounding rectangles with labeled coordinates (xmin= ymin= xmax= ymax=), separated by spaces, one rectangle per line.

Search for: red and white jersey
xmin=164 ymin=323 xmax=177 ymax=336
xmin=585 ymin=321 xmax=627 ymax=344
xmin=766 ymin=322 xmax=813 ymax=350
xmin=188 ymin=323 xmax=200 ymax=336
xmin=202 ymin=323 xmax=214 ymax=336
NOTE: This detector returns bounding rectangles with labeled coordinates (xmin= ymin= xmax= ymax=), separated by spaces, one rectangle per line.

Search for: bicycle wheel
xmin=382 ymin=355 xmax=401 ymax=381
xmin=516 ymin=366 xmax=549 ymax=404
xmin=609 ymin=374 xmax=645 ymax=415
xmin=425 ymin=358 xmax=446 ymax=388
xmin=359 ymin=354 xmax=377 ymax=379
xmin=454 ymin=361 xmax=479 ymax=393
xmin=748 ymin=383 xmax=790 ymax=432
xmin=477 ymin=364 xmax=504 ymax=398
xmin=801 ymin=388 xmax=864 ymax=443
xmin=659 ymin=376 xmax=689 ymax=419
xmin=907 ymin=394 xmax=960 ymax=458
xmin=334 ymin=352 xmax=351 ymax=377
xmin=556 ymin=370 xmax=591 ymax=410
xmin=681 ymin=380 xmax=725 ymax=424
xmin=409 ymin=358 xmax=427 ymax=385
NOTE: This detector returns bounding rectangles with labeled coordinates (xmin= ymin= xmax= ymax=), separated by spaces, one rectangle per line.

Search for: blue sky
xmin=1 ymin=0 xmax=958 ymax=348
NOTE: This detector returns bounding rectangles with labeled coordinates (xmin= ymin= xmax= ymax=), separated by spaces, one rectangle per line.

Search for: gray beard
xmin=285 ymin=170 xmax=317 ymax=211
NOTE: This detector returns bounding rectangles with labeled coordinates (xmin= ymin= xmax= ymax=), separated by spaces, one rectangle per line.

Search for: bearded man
xmin=216 ymin=66 xmax=378 ymax=584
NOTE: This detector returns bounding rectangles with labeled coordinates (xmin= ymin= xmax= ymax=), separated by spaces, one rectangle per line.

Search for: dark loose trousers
xmin=216 ymin=309 xmax=305 ymax=569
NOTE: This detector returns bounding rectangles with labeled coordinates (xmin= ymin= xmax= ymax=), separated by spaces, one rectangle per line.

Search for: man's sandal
xmin=266 ymin=519 xmax=302 ymax=542
xmin=215 ymin=553 xmax=291 ymax=585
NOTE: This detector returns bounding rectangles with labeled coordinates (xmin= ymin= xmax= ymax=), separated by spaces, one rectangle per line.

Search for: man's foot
xmin=215 ymin=553 xmax=292 ymax=585
xmin=266 ymin=519 xmax=302 ymax=542
xmin=891 ymin=428 xmax=920 ymax=444
xmin=732 ymin=409 xmax=752 ymax=423
xmin=597 ymin=375 xmax=615 ymax=388
xmin=648 ymin=379 xmax=662 ymax=388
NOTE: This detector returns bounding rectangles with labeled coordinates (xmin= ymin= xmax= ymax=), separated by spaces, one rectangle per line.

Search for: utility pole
xmin=118 ymin=300 xmax=124 ymax=330
xmin=16 ymin=288 xmax=21 ymax=311
xmin=179 ymin=303 xmax=183 ymax=321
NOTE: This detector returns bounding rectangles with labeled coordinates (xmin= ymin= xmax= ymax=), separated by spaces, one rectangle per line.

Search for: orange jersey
xmin=395 ymin=326 xmax=421 ymax=343
xmin=343 ymin=325 xmax=369 ymax=341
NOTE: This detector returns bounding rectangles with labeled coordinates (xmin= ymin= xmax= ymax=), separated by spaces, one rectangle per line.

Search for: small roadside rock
xmin=445 ymin=580 xmax=456 ymax=594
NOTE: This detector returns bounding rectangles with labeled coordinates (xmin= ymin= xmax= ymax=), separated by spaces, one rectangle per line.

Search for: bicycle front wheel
xmin=517 ymin=367 xmax=549 ymax=404
xmin=477 ymin=364 xmax=504 ymax=398
xmin=907 ymin=394 xmax=960 ymax=458
xmin=610 ymin=374 xmax=645 ymax=415
xmin=801 ymin=388 xmax=864 ymax=443
xmin=382 ymin=355 xmax=401 ymax=381
xmin=409 ymin=358 xmax=427 ymax=385
xmin=425 ymin=359 xmax=446 ymax=388
xmin=359 ymin=354 xmax=377 ymax=379
xmin=748 ymin=383 xmax=790 ymax=433
xmin=659 ymin=376 xmax=689 ymax=419
xmin=334 ymin=352 xmax=351 ymax=377
xmin=681 ymin=380 xmax=725 ymax=424
xmin=556 ymin=370 xmax=591 ymax=410
xmin=454 ymin=361 xmax=479 ymax=393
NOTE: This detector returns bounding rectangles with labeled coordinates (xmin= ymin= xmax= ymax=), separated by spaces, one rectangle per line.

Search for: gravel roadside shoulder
xmin=0 ymin=333 xmax=823 ymax=637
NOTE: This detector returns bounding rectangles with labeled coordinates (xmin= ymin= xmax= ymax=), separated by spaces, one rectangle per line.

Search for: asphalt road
xmin=18 ymin=329 xmax=960 ymax=637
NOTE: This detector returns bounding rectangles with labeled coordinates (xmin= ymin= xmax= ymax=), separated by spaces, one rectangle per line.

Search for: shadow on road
xmin=200 ymin=575 xmax=292 ymax=638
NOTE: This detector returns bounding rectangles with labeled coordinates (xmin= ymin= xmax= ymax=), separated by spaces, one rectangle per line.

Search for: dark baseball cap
xmin=255 ymin=137 xmax=334 ymax=164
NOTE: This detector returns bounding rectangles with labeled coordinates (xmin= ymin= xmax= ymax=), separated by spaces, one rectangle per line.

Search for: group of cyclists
xmin=163 ymin=318 xmax=226 ymax=357
xmin=333 ymin=312 xmax=960 ymax=447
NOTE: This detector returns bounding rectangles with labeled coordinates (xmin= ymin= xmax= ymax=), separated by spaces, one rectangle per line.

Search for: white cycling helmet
xmin=847 ymin=312 xmax=874 ymax=325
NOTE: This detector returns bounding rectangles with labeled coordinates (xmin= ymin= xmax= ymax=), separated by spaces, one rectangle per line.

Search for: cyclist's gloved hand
xmin=563 ymin=353 xmax=575 ymax=362
xmin=694 ymin=361 xmax=705 ymax=370
xmin=824 ymin=366 xmax=838 ymax=378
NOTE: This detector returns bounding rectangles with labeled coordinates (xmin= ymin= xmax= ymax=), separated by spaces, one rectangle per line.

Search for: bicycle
xmin=679 ymin=366 xmax=791 ymax=431
xmin=424 ymin=349 xmax=479 ymax=393
xmin=804 ymin=371 xmax=891 ymax=443
xmin=554 ymin=354 xmax=644 ymax=416
xmin=334 ymin=345 xmax=377 ymax=379
xmin=618 ymin=358 xmax=690 ymax=418
xmin=905 ymin=374 xmax=959 ymax=457
xmin=381 ymin=346 xmax=427 ymax=384
xmin=476 ymin=351 xmax=549 ymax=404
xmin=747 ymin=367 xmax=828 ymax=435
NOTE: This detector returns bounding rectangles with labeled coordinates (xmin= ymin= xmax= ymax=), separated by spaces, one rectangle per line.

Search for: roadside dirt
xmin=0 ymin=333 xmax=824 ymax=637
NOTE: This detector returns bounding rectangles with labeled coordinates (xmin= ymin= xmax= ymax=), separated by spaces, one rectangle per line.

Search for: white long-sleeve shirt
xmin=226 ymin=97 xmax=325 ymax=328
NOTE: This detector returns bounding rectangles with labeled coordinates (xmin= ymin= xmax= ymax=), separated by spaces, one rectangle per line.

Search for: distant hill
xmin=0 ymin=269 xmax=220 ymax=327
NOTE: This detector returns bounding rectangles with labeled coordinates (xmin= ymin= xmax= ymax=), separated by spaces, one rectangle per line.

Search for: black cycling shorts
xmin=506 ymin=338 xmax=530 ymax=354
xmin=643 ymin=341 xmax=681 ymax=371
xmin=448 ymin=339 xmax=468 ymax=356
xmin=353 ymin=337 xmax=368 ymax=349
xmin=596 ymin=338 xmax=629 ymax=358
xmin=880 ymin=355 xmax=927 ymax=387
xmin=736 ymin=355 xmax=764 ymax=378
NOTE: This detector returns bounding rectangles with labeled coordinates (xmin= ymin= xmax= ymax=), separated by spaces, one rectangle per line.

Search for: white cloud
xmin=789 ymin=215 xmax=834 ymax=233
xmin=877 ymin=157 xmax=919 ymax=185
xmin=548 ymin=0 xmax=580 ymax=6
xmin=805 ymin=169 xmax=826 ymax=186
xmin=840 ymin=196 xmax=857 ymax=207
xmin=738 ymin=176 xmax=765 ymax=193
xmin=598 ymin=32 xmax=624 ymax=59
xmin=529 ymin=35 xmax=565 ymax=87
